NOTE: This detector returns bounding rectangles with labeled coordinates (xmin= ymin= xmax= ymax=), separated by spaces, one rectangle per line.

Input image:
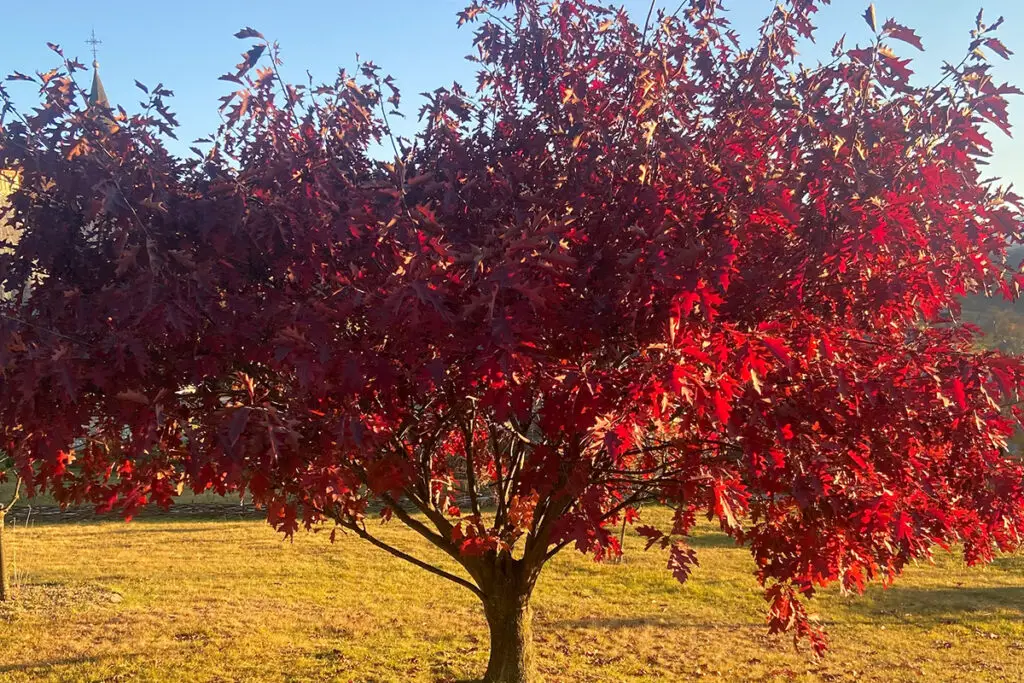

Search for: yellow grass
xmin=0 ymin=507 xmax=1021 ymax=682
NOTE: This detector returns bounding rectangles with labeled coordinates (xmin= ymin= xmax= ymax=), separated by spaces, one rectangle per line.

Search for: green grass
xmin=0 ymin=507 xmax=1021 ymax=682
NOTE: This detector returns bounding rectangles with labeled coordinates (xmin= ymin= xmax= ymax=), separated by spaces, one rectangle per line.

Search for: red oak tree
xmin=2 ymin=2 xmax=1024 ymax=681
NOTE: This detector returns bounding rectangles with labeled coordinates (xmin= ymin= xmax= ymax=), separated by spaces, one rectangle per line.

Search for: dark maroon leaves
xmin=237 ymin=45 xmax=266 ymax=75
xmin=668 ymin=543 xmax=699 ymax=584
xmin=234 ymin=27 xmax=264 ymax=40
xmin=883 ymin=20 xmax=924 ymax=51
xmin=862 ymin=4 xmax=877 ymax=33
xmin=2 ymin=0 xmax=1023 ymax=662
xmin=986 ymin=38 xmax=1013 ymax=60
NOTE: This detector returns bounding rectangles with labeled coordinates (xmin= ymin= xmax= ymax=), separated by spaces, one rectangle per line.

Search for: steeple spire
xmin=86 ymin=30 xmax=108 ymax=108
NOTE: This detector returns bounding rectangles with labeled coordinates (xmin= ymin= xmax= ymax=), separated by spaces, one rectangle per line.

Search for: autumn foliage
xmin=2 ymin=1 xmax=1024 ymax=680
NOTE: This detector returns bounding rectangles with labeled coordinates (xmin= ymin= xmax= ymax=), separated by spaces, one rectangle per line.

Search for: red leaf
xmin=713 ymin=483 xmax=740 ymax=529
xmin=227 ymin=407 xmax=250 ymax=447
xmin=863 ymin=4 xmax=877 ymax=33
xmin=713 ymin=390 xmax=732 ymax=427
xmin=950 ymin=378 xmax=968 ymax=411
xmin=761 ymin=337 xmax=793 ymax=370
xmin=239 ymin=45 xmax=266 ymax=73
xmin=882 ymin=20 xmax=924 ymax=51
xmin=985 ymin=38 xmax=1013 ymax=60
xmin=667 ymin=542 xmax=699 ymax=584
xmin=636 ymin=525 xmax=666 ymax=551
xmin=234 ymin=27 xmax=264 ymax=40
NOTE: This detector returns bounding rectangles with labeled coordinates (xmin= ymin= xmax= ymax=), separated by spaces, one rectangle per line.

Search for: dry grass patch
xmin=0 ymin=508 xmax=1020 ymax=682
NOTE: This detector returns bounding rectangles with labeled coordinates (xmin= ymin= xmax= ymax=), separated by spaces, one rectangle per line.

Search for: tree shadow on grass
xmin=685 ymin=532 xmax=743 ymax=549
xmin=0 ymin=655 xmax=99 ymax=674
xmin=6 ymin=504 xmax=262 ymax=527
xmin=549 ymin=586 xmax=1024 ymax=633
xmin=839 ymin=585 xmax=1024 ymax=624
xmin=546 ymin=614 xmax=761 ymax=630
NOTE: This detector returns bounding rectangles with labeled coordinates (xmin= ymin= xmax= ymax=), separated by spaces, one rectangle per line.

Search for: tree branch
xmin=377 ymin=487 xmax=489 ymax=587
xmin=0 ymin=314 xmax=95 ymax=347
xmin=543 ymin=488 xmax=655 ymax=562
xmin=488 ymin=423 xmax=507 ymax=529
xmin=337 ymin=519 xmax=484 ymax=600
xmin=378 ymin=489 xmax=455 ymax=555
xmin=460 ymin=413 xmax=481 ymax=518
xmin=347 ymin=463 xmax=468 ymax=571
xmin=1 ymin=477 xmax=21 ymax=513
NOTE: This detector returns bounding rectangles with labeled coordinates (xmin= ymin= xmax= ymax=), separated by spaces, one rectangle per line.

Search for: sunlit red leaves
xmin=451 ymin=516 xmax=508 ymax=556
xmin=973 ymin=94 xmax=1014 ymax=136
xmin=712 ymin=390 xmax=731 ymax=427
xmin=949 ymin=377 xmax=968 ymax=411
xmin=766 ymin=583 xmax=829 ymax=657
xmin=456 ymin=2 xmax=485 ymax=27
xmin=3 ymin=0 xmax=1024 ymax=661
xmin=760 ymin=336 xmax=792 ymax=372
xmin=507 ymin=491 xmax=539 ymax=531
xmin=64 ymin=138 xmax=89 ymax=160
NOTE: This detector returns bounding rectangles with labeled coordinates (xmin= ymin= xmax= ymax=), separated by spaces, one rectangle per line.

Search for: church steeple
xmin=86 ymin=30 xmax=108 ymax=108
xmin=88 ymin=61 xmax=109 ymax=108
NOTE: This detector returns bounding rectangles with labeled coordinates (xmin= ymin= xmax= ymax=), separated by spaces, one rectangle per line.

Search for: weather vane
xmin=86 ymin=29 xmax=102 ymax=64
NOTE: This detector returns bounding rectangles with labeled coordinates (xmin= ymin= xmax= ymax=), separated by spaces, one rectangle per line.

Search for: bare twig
xmin=1 ymin=477 xmax=21 ymax=513
xmin=0 ymin=314 xmax=95 ymax=347
xmin=544 ymin=488 xmax=654 ymax=561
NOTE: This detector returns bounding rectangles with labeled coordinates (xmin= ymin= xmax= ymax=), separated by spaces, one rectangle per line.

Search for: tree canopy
xmin=2 ymin=1 xmax=1023 ymax=679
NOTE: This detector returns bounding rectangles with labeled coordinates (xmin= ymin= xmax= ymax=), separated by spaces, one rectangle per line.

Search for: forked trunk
xmin=482 ymin=588 xmax=535 ymax=683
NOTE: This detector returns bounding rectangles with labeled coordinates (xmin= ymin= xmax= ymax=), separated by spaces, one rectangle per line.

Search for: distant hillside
xmin=961 ymin=245 xmax=1024 ymax=354
xmin=962 ymin=294 xmax=1024 ymax=355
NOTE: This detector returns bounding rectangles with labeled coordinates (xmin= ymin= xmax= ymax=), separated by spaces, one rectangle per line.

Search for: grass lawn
xmin=0 ymin=506 xmax=1021 ymax=682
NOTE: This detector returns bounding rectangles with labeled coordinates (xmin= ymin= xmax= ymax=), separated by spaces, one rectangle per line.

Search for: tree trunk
xmin=482 ymin=586 xmax=535 ymax=683
xmin=0 ymin=511 xmax=10 ymax=602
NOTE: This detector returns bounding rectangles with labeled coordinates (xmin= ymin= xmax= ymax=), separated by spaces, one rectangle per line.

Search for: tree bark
xmin=481 ymin=563 xmax=536 ymax=683
xmin=0 ymin=511 xmax=10 ymax=602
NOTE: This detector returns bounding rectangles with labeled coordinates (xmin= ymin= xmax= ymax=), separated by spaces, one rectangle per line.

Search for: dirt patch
xmin=0 ymin=582 xmax=123 ymax=621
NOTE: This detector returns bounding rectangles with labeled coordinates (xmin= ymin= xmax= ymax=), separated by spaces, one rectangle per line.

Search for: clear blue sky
xmin=2 ymin=1 xmax=1022 ymax=185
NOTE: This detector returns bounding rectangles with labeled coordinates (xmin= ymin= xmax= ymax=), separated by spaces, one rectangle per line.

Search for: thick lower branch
xmin=349 ymin=464 xmax=465 ymax=564
xmin=385 ymin=492 xmax=468 ymax=554
xmin=338 ymin=519 xmax=484 ymax=599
